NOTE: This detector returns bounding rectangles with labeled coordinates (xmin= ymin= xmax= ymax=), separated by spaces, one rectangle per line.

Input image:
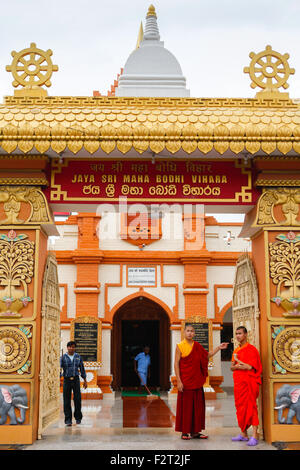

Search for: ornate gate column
xmin=0 ymin=155 xmax=58 ymax=445
xmin=240 ymin=156 xmax=300 ymax=444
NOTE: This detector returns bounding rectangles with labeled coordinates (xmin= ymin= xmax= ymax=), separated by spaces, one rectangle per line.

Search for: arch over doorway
xmin=111 ymin=295 xmax=171 ymax=391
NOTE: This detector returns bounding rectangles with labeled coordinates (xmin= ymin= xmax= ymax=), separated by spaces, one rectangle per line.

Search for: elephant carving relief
xmin=0 ymin=384 xmax=29 ymax=425
xmin=274 ymin=384 xmax=300 ymax=424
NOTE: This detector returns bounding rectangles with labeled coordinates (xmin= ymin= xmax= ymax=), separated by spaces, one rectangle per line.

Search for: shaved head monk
xmin=231 ymin=326 xmax=262 ymax=446
xmin=174 ymin=323 xmax=228 ymax=440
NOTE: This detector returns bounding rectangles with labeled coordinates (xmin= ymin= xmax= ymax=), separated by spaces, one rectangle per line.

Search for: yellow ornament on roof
xmin=6 ymin=42 xmax=58 ymax=97
xmin=244 ymin=45 xmax=295 ymax=99
xmin=147 ymin=4 xmax=157 ymax=18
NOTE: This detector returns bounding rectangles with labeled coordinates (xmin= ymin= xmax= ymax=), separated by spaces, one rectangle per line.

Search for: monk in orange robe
xmin=231 ymin=326 xmax=262 ymax=446
xmin=174 ymin=323 xmax=228 ymax=440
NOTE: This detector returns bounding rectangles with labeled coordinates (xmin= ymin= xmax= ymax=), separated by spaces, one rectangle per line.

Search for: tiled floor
xmin=23 ymin=392 xmax=276 ymax=450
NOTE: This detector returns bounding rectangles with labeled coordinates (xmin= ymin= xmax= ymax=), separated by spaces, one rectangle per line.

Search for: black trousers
xmin=63 ymin=376 xmax=82 ymax=423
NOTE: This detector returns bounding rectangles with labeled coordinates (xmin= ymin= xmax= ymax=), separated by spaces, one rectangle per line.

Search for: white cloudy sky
xmin=1 ymin=0 xmax=300 ymax=98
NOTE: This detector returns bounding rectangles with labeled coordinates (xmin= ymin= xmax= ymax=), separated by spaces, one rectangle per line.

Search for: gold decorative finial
xmin=6 ymin=42 xmax=58 ymax=97
xmin=136 ymin=21 xmax=144 ymax=49
xmin=147 ymin=4 xmax=157 ymax=17
xmin=244 ymin=45 xmax=295 ymax=98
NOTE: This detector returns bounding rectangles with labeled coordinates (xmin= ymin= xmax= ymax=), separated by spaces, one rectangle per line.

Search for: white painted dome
xmin=122 ymin=45 xmax=184 ymax=77
xmin=116 ymin=5 xmax=189 ymax=97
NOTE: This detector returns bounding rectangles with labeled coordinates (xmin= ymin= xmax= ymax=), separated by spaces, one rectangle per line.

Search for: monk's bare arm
xmin=174 ymin=346 xmax=183 ymax=392
xmin=208 ymin=342 xmax=229 ymax=358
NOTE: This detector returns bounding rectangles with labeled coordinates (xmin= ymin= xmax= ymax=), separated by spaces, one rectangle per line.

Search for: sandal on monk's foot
xmin=247 ymin=437 xmax=258 ymax=446
xmin=192 ymin=433 xmax=208 ymax=439
xmin=232 ymin=434 xmax=249 ymax=441
xmin=181 ymin=434 xmax=191 ymax=440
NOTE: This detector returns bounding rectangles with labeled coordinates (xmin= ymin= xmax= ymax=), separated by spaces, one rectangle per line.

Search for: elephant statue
xmin=0 ymin=384 xmax=29 ymax=425
xmin=274 ymin=384 xmax=300 ymax=424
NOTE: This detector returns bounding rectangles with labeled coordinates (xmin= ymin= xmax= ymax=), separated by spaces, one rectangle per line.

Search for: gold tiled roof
xmin=1 ymin=96 xmax=300 ymax=155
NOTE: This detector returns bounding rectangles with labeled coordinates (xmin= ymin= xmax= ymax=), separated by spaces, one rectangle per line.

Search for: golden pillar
xmin=240 ymin=156 xmax=300 ymax=443
xmin=0 ymin=155 xmax=58 ymax=444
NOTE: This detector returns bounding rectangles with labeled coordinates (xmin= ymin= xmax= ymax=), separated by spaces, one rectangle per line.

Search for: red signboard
xmin=46 ymin=158 xmax=260 ymax=205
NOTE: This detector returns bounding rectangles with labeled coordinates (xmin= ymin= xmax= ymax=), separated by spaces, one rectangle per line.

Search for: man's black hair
xmin=236 ymin=326 xmax=247 ymax=334
xmin=67 ymin=340 xmax=76 ymax=347
xmin=184 ymin=323 xmax=195 ymax=329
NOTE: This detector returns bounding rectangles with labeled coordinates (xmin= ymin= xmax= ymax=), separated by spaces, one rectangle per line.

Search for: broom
xmin=137 ymin=372 xmax=159 ymax=400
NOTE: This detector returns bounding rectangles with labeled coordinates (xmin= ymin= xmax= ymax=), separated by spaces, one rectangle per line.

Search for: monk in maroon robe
xmin=174 ymin=323 xmax=228 ymax=440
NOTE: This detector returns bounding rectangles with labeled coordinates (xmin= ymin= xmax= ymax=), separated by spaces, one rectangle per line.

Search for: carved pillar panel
xmin=232 ymin=254 xmax=260 ymax=351
xmin=241 ymin=157 xmax=300 ymax=443
xmin=38 ymin=254 xmax=61 ymax=437
xmin=0 ymin=155 xmax=58 ymax=445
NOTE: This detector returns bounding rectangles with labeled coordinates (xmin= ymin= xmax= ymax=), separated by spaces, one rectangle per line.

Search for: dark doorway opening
xmin=221 ymin=322 xmax=234 ymax=361
xmin=112 ymin=296 xmax=170 ymax=391
xmin=122 ymin=320 xmax=159 ymax=387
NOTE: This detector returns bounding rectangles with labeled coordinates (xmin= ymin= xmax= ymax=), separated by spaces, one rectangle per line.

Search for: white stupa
xmin=116 ymin=5 xmax=190 ymax=97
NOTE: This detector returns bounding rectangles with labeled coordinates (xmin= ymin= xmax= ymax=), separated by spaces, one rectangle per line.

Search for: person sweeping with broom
xmin=134 ymin=346 xmax=151 ymax=395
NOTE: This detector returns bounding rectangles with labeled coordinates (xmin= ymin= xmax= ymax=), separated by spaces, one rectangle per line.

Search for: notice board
xmin=70 ymin=316 xmax=102 ymax=363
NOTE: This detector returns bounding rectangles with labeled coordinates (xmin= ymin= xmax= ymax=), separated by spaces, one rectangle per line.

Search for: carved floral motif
xmin=269 ymin=232 xmax=300 ymax=317
xmin=0 ymin=231 xmax=34 ymax=318
xmin=273 ymin=327 xmax=300 ymax=373
xmin=0 ymin=326 xmax=31 ymax=373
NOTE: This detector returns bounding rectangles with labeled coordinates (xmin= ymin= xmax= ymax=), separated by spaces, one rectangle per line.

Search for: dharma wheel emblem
xmin=6 ymin=43 xmax=58 ymax=95
xmin=244 ymin=45 xmax=295 ymax=93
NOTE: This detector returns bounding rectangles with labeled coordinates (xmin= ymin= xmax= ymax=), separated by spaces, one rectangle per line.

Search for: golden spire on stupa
xmin=147 ymin=4 xmax=157 ymax=17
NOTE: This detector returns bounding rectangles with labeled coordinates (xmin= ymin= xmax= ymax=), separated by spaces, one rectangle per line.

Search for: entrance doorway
xmin=122 ymin=320 xmax=159 ymax=387
xmin=112 ymin=296 xmax=170 ymax=390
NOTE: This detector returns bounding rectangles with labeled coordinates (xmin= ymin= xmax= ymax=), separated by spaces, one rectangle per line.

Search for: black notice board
xmin=184 ymin=321 xmax=210 ymax=351
xmin=74 ymin=321 xmax=98 ymax=362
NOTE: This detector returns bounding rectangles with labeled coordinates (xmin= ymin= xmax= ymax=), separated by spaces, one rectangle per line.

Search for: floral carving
xmin=0 ymin=326 xmax=31 ymax=373
xmin=273 ymin=327 xmax=300 ymax=373
xmin=269 ymin=233 xmax=300 ymax=317
xmin=0 ymin=231 xmax=34 ymax=318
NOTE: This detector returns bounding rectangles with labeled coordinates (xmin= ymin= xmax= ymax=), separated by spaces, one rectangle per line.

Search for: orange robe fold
xmin=232 ymin=343 xmax=262 ymax=432
xmin=175 ymin=341 xmax=208 ymax=434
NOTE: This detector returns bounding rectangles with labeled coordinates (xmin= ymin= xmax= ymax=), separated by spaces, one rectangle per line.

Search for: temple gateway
xmin=0 ymin=5 xmax=299 ymax=446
